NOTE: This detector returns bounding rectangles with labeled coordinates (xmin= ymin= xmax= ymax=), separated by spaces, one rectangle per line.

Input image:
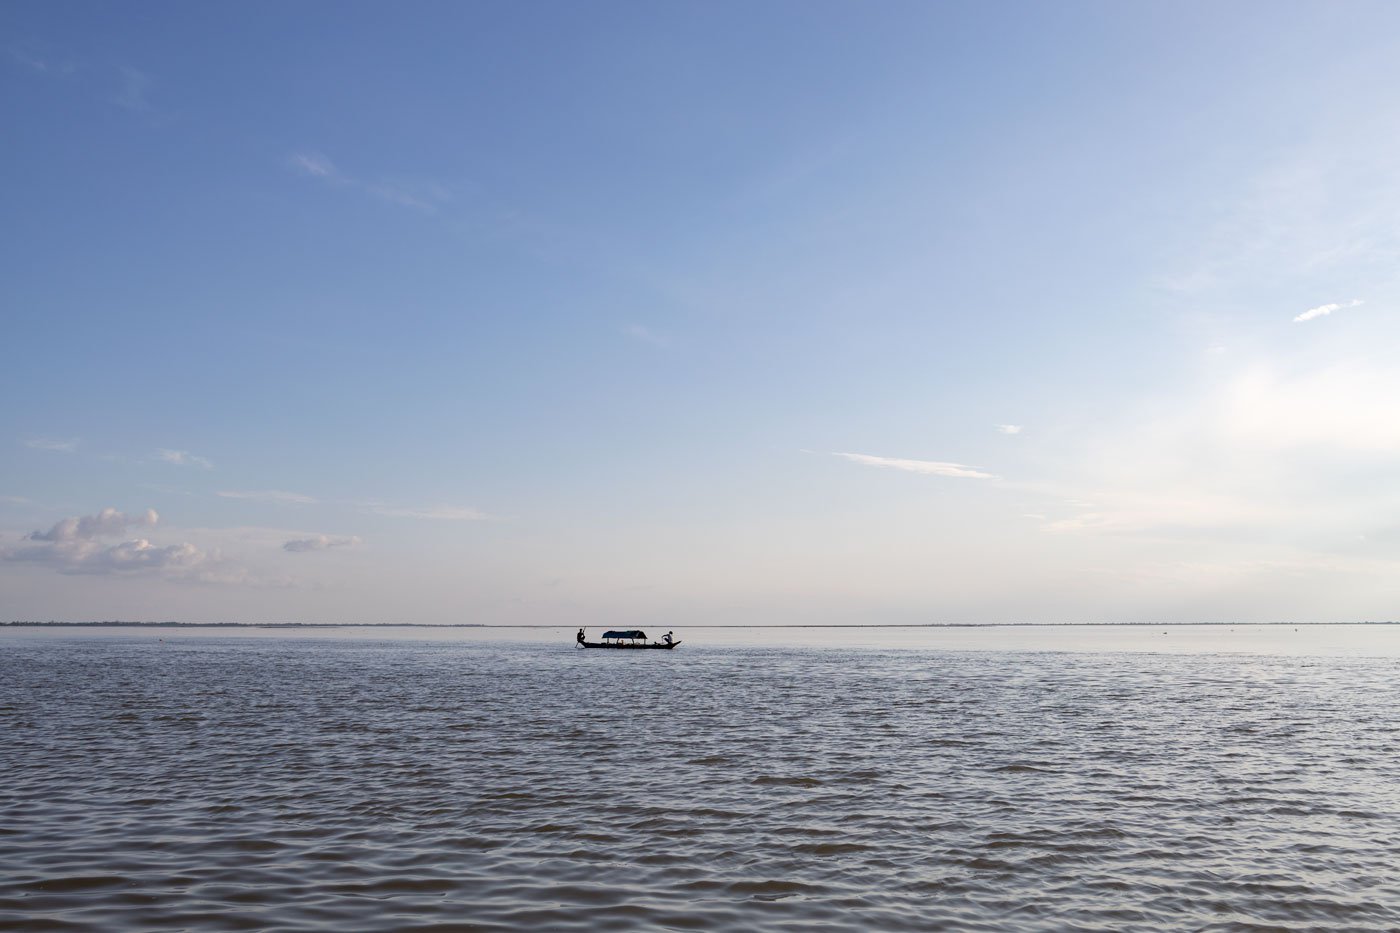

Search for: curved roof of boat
xmin=602 ymin=630 xmax=646 ymax=639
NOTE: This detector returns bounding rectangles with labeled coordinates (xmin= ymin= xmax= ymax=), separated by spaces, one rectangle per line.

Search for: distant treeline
xmin=4 ymin=621 xmax=488 ymax=627
xmin=5 ymin=620 xmax=1397 ymax=627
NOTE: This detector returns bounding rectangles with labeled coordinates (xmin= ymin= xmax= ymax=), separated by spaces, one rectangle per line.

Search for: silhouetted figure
xmin=577 ymin=628 xmax=586 ymax=646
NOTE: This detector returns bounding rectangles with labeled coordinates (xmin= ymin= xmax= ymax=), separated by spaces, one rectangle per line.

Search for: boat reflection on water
xmin=575 ymin=628 xmax=681 ymax=650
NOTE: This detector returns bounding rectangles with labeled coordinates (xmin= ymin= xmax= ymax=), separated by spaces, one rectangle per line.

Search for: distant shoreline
xmin=6 ymin=621 xmax=1397 ymax=628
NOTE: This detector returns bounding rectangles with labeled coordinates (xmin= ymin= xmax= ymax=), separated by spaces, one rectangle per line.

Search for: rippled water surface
xmin=4 ymin=627 xmax=1400 ymax=930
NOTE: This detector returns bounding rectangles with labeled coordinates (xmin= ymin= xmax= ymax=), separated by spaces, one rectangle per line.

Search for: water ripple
xmin=2 ymin=638 xmax=1399 ymax=930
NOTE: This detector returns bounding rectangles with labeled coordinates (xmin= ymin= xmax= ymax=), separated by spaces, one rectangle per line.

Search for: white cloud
xmin=26 ymin=507 xmax=158 ymax=542
xmin=834 ymin=452 xmax=995 ymax=479
xmin=156 ymin=448 xmax=213 ymax=469
xmin=24 ymin=437 xmax=79 ymax=452
xmin=217 ymin=490 xmax=318 ymax=505
xmin=996 ymin=424 xmax=1023 ymax=435
xmin=283 ymin=534 xmax=361 ymax=553
xmin=71 ymin=539 xmax=203 ymax=573
xmin=1294 ymin=298 xmax=1363 ymax=323
xmin=365 ymin=504 xmax=489 ymax=520
xmin=1 ymin=507 xmax=231 ymax=579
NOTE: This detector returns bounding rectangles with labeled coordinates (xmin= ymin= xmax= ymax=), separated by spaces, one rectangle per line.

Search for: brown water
xmin=2 ymin=628 xmax=1399 ymax=930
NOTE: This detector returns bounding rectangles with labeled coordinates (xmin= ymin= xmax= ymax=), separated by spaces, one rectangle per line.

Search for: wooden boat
xmin=576 ymin=629 xmax=681 ymax=649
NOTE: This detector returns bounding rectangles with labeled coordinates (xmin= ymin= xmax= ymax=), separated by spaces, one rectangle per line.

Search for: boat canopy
xmin=602 ymin=630 xmax=647 ymax=640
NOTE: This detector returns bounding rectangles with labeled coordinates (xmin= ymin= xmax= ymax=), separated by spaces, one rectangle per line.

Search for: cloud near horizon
xmin=1026 ymin=358 xmax=1400 ymax=543
xmin=3 ymin=507 xmax=230 ymax=579
xmin=24 ymin=437 xmax=79 ymax=452
xmin=833 ymin=452 xmax=996 ymax=479
xmin=365 ymin=503 xmax=489 ymax=520
xmin=283 ymin=534 xmax=361 ymax=552
xmin=217 ymin=490 xmax=317 ymax=505
xmin=157 ymin=448 xmax=213 ymax=469
xmin=27 ymin=507 xmax=158 ymax=542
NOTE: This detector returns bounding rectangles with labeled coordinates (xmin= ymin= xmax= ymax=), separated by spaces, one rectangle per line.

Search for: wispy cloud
xmin=1294 ymin=298 xmax=1363 ymax=323
xmin=833 ymin=452 xmax=995 ymax=479
xmin=9 ymin=49 xmax=159 ymax=119
xmin=288 ymin=151 xmax=450 ymax=212
xmin=9 ymin=47 xmax=47 ymax=72
xmin=995 ymin=424 xmax=1023 ymax=435
xmin=112 ymin=66 xmax=152 ymax=111
xmin=23 ymin=437 xmax=79 ymax=452
xmin=289 ymin=151 xmax=345 ymax=182
xmin=218 ymin=490 xmax=484 ymax=519
xmin=1156 ymin=133 xmax=1400 ymax=296
xmin=623 ymin=324 xmax=673 ymax=347
xmin=364 ymin=503 xmax=489 ymax=521
xmin=8 ymin=45 xmax=76 ymax=76
xmin=283 ymin=534 xmax=361 ymax=553
xmin=156 ymin=448 xmax=213 ymax=469
xmin=366 ymin=181 xmax=452 ymax=212
xmin=217 ymin=490 xmax=318 ymax=505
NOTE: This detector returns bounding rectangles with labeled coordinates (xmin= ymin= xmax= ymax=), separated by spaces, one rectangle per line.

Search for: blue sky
xmin=5 ymin=2 xmax=1400 ymax=624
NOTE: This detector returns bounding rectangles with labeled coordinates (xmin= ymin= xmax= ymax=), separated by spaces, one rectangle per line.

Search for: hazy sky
xmin=5 ymin=2 xmax=1400 ymax=624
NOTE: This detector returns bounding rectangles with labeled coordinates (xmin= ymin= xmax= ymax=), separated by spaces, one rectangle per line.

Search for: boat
xmin=576 ymin=628 xmax=681 ymax=649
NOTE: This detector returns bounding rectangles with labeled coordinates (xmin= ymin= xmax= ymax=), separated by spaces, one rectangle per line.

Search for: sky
xmin=4 ymin=1 xmax=1400 ymax=625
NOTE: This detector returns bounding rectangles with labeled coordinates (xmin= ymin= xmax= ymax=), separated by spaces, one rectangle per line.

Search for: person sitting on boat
xmin=576 ymin=628 xmax=586 ymax=646
xmin=662 ymin=631 xmax=674 ymax=645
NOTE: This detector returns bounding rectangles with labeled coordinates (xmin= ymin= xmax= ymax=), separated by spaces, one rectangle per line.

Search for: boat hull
xmin=579 ymin=640 xmax=681 ymax=650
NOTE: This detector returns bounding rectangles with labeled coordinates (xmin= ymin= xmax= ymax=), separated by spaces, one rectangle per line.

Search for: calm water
xmin=3 ymin=626 xmax=1399 ymax=930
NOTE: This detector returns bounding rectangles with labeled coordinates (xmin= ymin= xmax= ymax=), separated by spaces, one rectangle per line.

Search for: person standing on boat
xmin=577 ymin=628 xmax=586 ymax=646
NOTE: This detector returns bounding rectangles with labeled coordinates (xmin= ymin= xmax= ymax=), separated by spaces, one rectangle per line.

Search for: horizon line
xmin=5 ymin=621 xmax=1397 ymax=628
